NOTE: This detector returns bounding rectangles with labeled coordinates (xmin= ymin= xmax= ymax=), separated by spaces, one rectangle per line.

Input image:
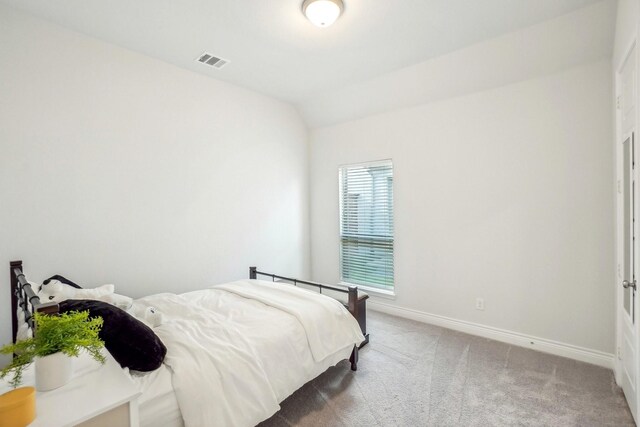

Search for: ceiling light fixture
xmin=302 ymin=0 xmax=344 ymax=28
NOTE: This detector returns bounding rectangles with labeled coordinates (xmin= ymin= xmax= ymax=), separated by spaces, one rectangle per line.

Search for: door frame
xmin=616 ymin=35 xmax=639 ymax=422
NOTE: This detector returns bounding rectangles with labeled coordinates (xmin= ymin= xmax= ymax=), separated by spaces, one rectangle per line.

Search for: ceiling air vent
xmin=196 ymin=52 xmax=229 ymax=70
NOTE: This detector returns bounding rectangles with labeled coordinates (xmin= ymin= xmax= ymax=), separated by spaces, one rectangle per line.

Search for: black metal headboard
xmin=10 ymin=260 xmax=59 ymax=342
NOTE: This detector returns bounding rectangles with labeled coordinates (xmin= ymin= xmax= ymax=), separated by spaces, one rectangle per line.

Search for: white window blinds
xmin=339 ymin=160 xmax=394 ymax=290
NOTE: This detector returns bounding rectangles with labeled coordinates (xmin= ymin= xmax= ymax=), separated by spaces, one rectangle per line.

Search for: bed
xmin=8 ymin=260 xmax=369 ymax=427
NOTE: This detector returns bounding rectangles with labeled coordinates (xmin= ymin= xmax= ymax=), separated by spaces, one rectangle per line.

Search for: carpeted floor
xmin=259 ymin=311 xmax=634 ymax=426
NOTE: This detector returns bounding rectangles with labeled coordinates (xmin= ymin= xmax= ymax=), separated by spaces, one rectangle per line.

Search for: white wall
xmin=614 ymin=0 xmax=639 ymax=68
xmin=310 ymin=59 xmax=614 ymax=354
xmin=0 ymin=5 xmax=310 ymax=354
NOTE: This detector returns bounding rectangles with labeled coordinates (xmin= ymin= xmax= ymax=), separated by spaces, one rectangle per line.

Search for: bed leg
xmin=350 ymin=345 xmax=358 ymax=371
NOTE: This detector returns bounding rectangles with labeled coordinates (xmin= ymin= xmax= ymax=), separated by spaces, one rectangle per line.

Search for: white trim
xmin=340 ymin=281 xmax=396 ymax=299
xmin=368 ymin=300 xmax=615 ymax=369
xmin=338 ymin=158 xmax=393 ymax=169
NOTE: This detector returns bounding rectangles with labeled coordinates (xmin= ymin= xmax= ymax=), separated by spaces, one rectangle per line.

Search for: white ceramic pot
xmin=35 ymin=352 xmax=73 ymax=391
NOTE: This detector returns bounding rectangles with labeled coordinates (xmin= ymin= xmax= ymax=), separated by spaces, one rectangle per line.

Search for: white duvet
xmin=132 ymin=279 xmax=365 ymax=427
xmin=215 ymin=280 xmax=365 ymax=362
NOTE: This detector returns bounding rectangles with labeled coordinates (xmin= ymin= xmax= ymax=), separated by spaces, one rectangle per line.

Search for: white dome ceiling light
xmin=302 ymin=0 xmax=344 ymax=28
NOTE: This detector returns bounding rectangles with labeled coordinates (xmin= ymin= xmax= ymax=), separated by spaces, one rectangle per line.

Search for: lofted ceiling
xmin=1 ymin=0 xmax=609 ymax=125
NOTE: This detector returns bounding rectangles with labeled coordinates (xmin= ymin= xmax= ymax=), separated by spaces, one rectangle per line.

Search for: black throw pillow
xmin=59 ymin=299 xmax=166 ymax=372
xmin=43 ymin=275 xmax=83 ymax=289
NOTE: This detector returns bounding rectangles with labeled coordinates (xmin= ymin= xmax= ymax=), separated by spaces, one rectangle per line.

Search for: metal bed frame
xmin=9 ymin=261 xmax=369 ymax=371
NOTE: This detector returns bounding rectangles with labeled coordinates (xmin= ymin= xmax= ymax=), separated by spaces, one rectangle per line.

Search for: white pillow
xmin=38 ymin=280 xmax=133 ymax=310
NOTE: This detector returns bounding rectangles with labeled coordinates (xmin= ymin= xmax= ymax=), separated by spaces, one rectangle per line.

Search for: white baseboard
xmin=367 ymin=300 xmax=615 ymax=369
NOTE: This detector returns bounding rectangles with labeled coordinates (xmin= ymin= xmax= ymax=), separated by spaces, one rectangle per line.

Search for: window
xmin=339 ymin=160 xmax=394 ymax=291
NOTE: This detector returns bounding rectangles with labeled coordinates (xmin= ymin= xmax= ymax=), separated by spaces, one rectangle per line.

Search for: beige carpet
xmin=259 ymin=311 xmax=633 ymax=426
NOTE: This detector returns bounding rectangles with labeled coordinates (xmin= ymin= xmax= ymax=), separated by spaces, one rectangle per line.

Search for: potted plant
xmin=0 ymin=311 xmax=105 ymax=391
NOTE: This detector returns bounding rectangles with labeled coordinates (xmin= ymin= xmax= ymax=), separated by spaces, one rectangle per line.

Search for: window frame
xmin=338 ymin=159 xmax=395 ymax=295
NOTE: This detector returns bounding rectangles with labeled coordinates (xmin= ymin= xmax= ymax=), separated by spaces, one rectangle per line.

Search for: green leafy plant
xmin=0 ymin=311 xmax=105 ymax=388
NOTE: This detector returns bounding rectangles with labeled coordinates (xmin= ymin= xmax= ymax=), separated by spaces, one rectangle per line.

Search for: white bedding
xmin=129 ymin=279 xmax=365 ymax=427
xmin=131 ymin=364 xmax=183 ymax=427
xmin=215 ymin=280 xmax=365 ymax=362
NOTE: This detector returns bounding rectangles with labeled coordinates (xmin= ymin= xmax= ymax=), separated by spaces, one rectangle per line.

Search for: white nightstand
xmin=0 ymin=349 xmax=140 ymax=427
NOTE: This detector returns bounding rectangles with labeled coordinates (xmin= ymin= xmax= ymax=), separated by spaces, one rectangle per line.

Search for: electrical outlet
xmin=475 ymin=298 xmax=485 ymax=311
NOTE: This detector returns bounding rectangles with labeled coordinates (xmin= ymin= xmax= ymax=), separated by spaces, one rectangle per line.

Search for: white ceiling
xmin=1 ymin=0 xmax=604 ymax=108
xmin=302 ymin=1 xmax=616 ymax=127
